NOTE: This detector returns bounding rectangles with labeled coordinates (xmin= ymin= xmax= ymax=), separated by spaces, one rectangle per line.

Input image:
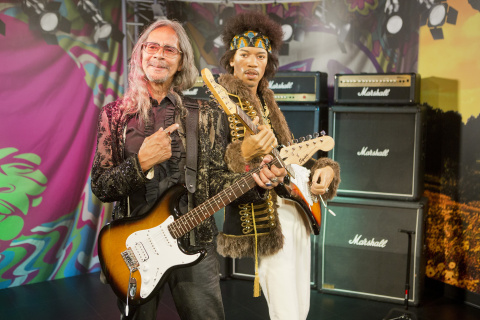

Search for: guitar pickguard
xmin=125 ymin=215 xmax=202 ymax=298
xmin=288 ymin=164 xmax=315 ymax=206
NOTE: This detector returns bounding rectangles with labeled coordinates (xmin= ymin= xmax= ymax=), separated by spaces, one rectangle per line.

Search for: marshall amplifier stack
xmin=318 ymin=73 xmax=427 ymax=305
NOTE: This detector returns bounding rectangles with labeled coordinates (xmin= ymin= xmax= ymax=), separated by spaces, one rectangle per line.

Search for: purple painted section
xmin=0 ymin=16 xmax=98 ymax=231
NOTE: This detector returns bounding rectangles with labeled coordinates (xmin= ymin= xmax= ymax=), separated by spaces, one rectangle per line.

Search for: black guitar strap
xmin=184 ymin=99 xmax=199 ymax=194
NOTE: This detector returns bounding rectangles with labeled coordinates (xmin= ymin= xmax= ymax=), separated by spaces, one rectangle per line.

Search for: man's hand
xmin=138 ymin=123 xmax=179 ymax=172
xmin=310 ymin=166 xmax=334 ymax=195
xmin=241 ymin=117 xmax=278 ymax=161
xmin=252 ymin=155 xmax=287 ymax=190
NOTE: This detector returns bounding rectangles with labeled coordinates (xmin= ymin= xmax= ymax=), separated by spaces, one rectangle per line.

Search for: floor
xmin=1 ymin=272 xmax=480 ymax=320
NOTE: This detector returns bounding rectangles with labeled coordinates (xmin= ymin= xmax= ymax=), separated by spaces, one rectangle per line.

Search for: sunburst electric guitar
xmin=97 ymin=91 xmax=333 ymax=310
xmin=201 ymin=68 xmax=335 ymax=236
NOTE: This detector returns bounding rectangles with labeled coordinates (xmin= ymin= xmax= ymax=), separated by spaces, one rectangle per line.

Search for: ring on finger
xmin=165 ymin=131 xmax=172 ymax=143
xmin=271 ymin=177 xmax=278 ymax=183
xmin=265 ymin=182 xmax=272 ymax=187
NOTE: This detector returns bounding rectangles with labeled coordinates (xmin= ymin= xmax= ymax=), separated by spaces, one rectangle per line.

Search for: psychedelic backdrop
xmin=0 ymin=1 xmax=122 ymax=288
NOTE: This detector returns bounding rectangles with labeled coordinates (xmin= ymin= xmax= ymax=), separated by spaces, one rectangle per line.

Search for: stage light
xmin=21 ymin=0 xmax=71 ymax=44
xmin=282 ymin=24 xmax=293 ymax=42
xmin=77 ymin=0 xmax=124 ymax=51
xmin=425 ymin=2 xmax=458 ymax=40
xmin=381 ymin=0 xmax=417 ymax=50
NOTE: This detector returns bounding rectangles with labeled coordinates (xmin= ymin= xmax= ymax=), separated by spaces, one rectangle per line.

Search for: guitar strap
xmin=184 ymin=99 xmax=199 ymax=194
xmin=184 ymin=99 xmax=199 ymax=246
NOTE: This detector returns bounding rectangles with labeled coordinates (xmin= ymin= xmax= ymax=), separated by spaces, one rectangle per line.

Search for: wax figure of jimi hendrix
xmin=214 ymin=12 xmax=341 ymax=320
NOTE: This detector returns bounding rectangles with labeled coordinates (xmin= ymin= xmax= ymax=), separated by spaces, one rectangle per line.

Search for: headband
xmin=230 ymin=31 xmax=272 ymax=53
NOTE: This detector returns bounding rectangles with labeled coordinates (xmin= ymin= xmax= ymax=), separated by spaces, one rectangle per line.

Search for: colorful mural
xmin=0 ymin=1 xmax=122 ymax=288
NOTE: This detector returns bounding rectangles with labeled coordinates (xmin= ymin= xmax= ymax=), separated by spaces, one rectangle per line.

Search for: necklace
xmin=257 ymin=94 xmax=271 ymax=128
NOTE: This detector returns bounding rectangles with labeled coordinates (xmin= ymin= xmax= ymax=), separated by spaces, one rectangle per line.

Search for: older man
xmin=91 ymin=19 xmax=286 ymax=320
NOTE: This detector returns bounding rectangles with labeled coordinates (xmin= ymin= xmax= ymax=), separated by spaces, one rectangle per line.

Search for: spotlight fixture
xmin=21 ymin=0 xmax=71 ymax=44
xmin=267 ymin=14 xmax=295 ymax=55
xmin=382 ymin=0 xmax=416 ymax=49
xmin=423 ymin=1 xmax=458 ymax=40
xmin=77 ymin=0 xmax=124 ymax=51
xmin=281 ymin=18 xmax=295 ymax=43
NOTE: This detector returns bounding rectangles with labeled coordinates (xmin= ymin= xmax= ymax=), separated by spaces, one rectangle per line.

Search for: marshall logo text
xmin=269 ymin=81 xmax=294 ymax=90
xmin=357 ymin=147 xmax=390 ymax=157
xmin=183 ymin=88 xmax=199 ymax=95
xmin=349 ymin=234 xmax=388 ymax=248
xmin=357 ymin=87 xmax=391 ymax=97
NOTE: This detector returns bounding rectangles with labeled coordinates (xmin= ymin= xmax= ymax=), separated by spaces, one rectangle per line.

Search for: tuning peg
xmin=286 ymin=142 xmax=291 ymax=146
xmin=306 ymin=134 xmax=312 ymax=140
xmin=320 ymin=130 xmax=326 ymax=136
xmin=313 ymin=132 xmax=319 ymax=138
xmin=293 ymin=139 xmax=298 ymax=144
xmin=300 ymin=137 xmax=305 ymax=142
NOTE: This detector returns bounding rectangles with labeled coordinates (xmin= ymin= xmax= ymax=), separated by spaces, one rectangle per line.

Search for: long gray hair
xmin=122 ymin=20 xmax=198 ymax=121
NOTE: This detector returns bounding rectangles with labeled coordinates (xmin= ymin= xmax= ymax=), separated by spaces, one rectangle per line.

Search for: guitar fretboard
xmin=167 ymin=157 xmax=281 ymax=239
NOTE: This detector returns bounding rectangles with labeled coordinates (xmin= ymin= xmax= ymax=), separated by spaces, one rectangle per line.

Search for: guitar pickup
xmin=121 ymin=248 xmax=139 ymax=272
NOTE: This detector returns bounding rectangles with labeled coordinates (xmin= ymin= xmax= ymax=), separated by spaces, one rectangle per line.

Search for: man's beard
xmin=146 ymin=73 xmax=169 ymax=84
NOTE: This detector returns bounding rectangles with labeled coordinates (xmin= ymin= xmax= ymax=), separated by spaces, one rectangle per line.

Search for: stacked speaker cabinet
xmin=318 ymin=197 xmax=427 ymax=305
xmin=329 ymin=105 xmax=425 ymax=200
xmin=317 ymin=73 xmax=426 ymax=305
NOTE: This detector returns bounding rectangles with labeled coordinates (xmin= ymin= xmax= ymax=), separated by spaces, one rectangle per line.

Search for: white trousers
xmin=258 ymin=198 xmax=312 ymax=320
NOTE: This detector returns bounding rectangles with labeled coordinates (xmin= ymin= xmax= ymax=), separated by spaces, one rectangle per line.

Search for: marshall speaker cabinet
xmin=328 ymin=105 xmax=425 ymax=200
xmin=334 ymin=73 xmax=420 ymax=105
xmin=318 ymin=197 xmax=427 ymax=305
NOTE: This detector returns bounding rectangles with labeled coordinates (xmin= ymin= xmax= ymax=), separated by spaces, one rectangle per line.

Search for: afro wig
xmin=220 ymin=11 xmax=284 ymax=80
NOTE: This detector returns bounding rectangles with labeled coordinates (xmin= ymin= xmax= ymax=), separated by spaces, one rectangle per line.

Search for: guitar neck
xmin=167 ymin=157 xmax=281 ymax=239
xmin=235 ymin=104 xmax=258 ymax=135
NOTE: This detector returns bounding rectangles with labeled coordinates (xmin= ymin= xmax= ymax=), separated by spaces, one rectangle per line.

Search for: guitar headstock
xmin=201 ymin=68 xmax=238 ymax=116
xmin=280 ymin=133 xmax=335 ymax=166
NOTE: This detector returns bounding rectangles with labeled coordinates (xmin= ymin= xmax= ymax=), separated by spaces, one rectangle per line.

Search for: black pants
xmin=119 ymin=244 xmax=224 ymax=320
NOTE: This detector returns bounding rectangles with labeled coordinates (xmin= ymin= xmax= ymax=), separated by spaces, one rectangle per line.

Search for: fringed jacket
xmin=216 ymin=74 xmax=341 ymax=258
xmin=91 ymin=96 xmax=265 ymax=244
